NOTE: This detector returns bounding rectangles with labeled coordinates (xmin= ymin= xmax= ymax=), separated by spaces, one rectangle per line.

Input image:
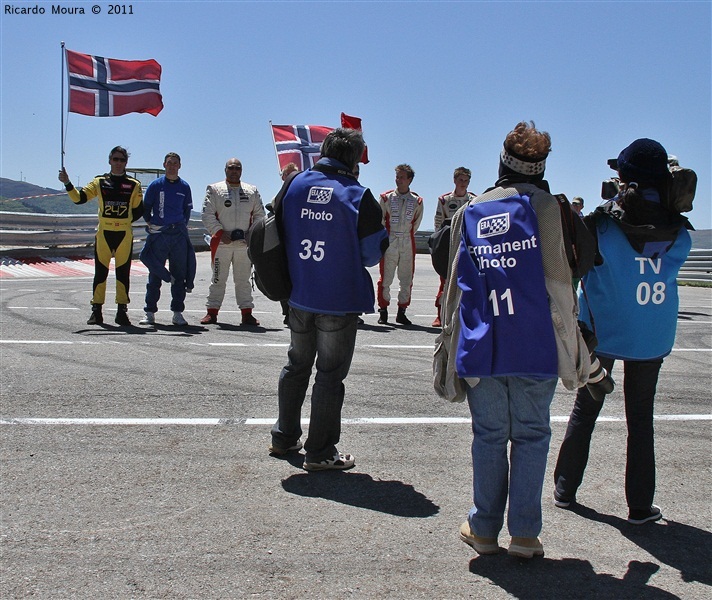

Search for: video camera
xmin=601 ymin=159 xmax=621 ymax=200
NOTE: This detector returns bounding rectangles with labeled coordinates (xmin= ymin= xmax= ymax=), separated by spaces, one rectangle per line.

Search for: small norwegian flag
xmin=271 ymin=124 xmax=334 ymax=172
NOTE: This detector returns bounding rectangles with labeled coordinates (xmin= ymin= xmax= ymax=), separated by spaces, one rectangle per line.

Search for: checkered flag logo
xmin=477 ymin=212 xmax=510 ymax=238
xmin=307 ymin=186 xmax=333 ymax=204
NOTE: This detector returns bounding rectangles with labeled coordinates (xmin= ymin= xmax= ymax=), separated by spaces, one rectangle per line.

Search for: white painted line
xmin=671 ymin=348 xmax=712 ymax=352
xmin=1 ymin=415 xmax=710 ymax=426
xmin=0 ymin=340 xmax=74 ymax=344
xmin=6 ymin=307 xmax=79 ymax=310
xmin=366 ymin=345 xmax=434 ymax=349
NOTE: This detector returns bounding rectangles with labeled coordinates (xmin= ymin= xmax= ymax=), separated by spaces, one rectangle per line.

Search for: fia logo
xmin=478 ymin=212 xmax=509 ymax=238
xmin=307 ymin=187 xmax=333 ymax=204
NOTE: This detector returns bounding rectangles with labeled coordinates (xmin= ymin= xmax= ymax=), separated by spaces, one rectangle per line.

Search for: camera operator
xmin=553 ymin=138 xmax=693 ymax=525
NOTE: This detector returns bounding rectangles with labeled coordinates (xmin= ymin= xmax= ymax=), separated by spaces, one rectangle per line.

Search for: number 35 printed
xmin=299 ymin=239 xmax=325 ymax=262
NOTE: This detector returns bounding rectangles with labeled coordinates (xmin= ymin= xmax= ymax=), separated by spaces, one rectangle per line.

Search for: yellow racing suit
xmin=67 ymin=173 xmax=144 ymax=305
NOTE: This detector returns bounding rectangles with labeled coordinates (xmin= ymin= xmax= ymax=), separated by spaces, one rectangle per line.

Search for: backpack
xmin=554 ymin=194 xmax=597 ymax=279
xmin=428 ymin=219 xmax=451 ymax=279
xmin=247 ymin=172 xmax=297 ymax=301
xmin=667 ymin=166 xmax=697 ymax=213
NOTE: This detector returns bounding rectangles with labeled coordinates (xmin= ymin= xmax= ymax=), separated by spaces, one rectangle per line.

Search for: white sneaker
xmin=139 ymin=312 xmax=155 ymax=325
xmin=172 ymin=311 xmax=188 ymax=326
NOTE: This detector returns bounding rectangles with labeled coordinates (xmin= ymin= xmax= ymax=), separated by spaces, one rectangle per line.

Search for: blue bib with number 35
xmin=456 ymin=195 xmax=558 ymax=379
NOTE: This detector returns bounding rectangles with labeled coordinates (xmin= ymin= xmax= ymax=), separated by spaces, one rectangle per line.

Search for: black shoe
xmin=114 ymin=304 xmax=131 ymax=326
xmin=628 ymin=505 xmax=662 ymax=525
xmin=87 ymin=305 xmax=103 ymax=325
xmin=241 ymin=313 xmax=260 ymax=326
xmin=378 ymin=309 xmax=388 ymax=324
xmin=396 ymin=309 xmax=412 ymax=326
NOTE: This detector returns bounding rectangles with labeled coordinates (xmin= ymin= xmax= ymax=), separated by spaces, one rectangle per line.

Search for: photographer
xmin=553 ymin=139 xmax=693 ymax=524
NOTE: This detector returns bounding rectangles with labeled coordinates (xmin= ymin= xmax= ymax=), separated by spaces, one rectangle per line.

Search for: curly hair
xmin=504 ymin=121 xmax=551 ymax=162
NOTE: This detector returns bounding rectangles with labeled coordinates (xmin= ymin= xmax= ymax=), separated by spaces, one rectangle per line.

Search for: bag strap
xmin=271 ymin=170 xmax=299 ymax=240
xmin=554 ymin=193 xmax=597 ymax=334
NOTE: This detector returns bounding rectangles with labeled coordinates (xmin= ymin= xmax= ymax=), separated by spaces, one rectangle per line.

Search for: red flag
xmin=271 ymin=124 xmax=334 ymax=172
xmin=66 ymin=49 xmax=163 ymax=117
xmin=340 ymin=113 xmax=369 ymax=164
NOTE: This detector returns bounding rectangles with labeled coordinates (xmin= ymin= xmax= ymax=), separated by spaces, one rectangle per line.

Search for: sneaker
xmin=432 ymin=316 xmax=442 ymax=327
xmin=508 ymin=537 xmax=544 ymax=558
xmin=627 ymin=505 xmax=662 ymax=525
xmin=396 ymin=309 xmax=412 ymax=326
xmin=378 ymin=309 xmax=388 ymax=324
xmin=459 ymin=522 xmax=500 ymax=555
xmin=139 ymin=312 xmax=156 ymax=325
xmin=87 ymin=305 xmax=103 ymax=325
xmin=200 ymin=312 xmax=218 ymax=325
xmin=303 ymin=452 xmax=355 ymax=471
xmin=114 ymin=305 xmax=131 ymax=326
xmin=554 ymin=493 xmax=574 ymax=509
xmin=268 ymin=441 xmax=303 ymax=456
xmin=172 ymin=311 xmax=187 ymax=326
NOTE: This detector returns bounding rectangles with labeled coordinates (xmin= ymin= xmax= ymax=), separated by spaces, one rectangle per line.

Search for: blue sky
xmin=1 ymin=1 xmax=710 ymax=229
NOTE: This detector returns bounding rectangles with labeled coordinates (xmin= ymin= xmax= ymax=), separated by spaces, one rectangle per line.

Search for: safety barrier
xmin=1 ymin=212 xmax=710 ymax=282
xmin=0 ymin=212 xmax=209 ymax=254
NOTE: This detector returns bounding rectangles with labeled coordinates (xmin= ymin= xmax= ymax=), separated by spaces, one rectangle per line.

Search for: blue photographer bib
xmin=282 ymin=168 xmax=375 ymax=314
xmin=579 ymin=215 xmax=691 ymax=360
xmin=456 ymin=195 xmax=558 ymax=379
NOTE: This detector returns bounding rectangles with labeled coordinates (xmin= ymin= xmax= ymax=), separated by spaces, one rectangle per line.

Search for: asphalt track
xmin=1 ymin=253 xmax=710 ymax=599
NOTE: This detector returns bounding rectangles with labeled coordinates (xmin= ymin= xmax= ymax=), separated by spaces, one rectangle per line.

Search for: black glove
xmin=230 ymin=228 xmax=245 ymax=241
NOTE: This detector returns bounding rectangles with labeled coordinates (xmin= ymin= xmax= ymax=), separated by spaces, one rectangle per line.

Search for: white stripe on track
xmin=1 ymin=340 xmax=710 ymax=353
xmin=1 ymin=415 xmax=710 ymax=426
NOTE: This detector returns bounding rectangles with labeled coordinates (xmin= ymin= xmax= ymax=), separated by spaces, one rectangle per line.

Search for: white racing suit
xmin=202 ymin=180 xmax=265 ymax=309
xmin=434 ymin=191 xmax=476 ymax=310
xmin=377 ymin=189 xmax=423 ymax=309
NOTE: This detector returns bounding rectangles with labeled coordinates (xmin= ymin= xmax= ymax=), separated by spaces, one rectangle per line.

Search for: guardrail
xmin=0 ymin=212 xmax=209 ymax=254
xmin=678 ymin=248 xmax=712 ymax=283
xmin=1 ymin=213 xmax=710 ymax=283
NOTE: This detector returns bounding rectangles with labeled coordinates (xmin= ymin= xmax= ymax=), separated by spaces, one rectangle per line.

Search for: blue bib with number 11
xmin=456 ymin=195 xmax=558 ymax=379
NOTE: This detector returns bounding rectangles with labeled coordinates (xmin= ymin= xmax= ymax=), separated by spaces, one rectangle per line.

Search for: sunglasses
xmin=111 ymin=156 xmax=127 ymax=162
xmin=226 ymin=165 xmax=242 ymax=170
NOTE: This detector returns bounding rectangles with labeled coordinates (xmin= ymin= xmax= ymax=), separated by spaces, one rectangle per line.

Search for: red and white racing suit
xmin=202 ymin=180 xmax=265 ymax=310
xmin=377 ymin=188 xmax=423 ymax=309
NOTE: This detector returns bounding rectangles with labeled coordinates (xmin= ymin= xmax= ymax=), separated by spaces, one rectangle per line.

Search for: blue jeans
xmin=466 ymin=376 xmax=557 ymax=538
xmin=271 ymin=307 xmax=358 ymax=462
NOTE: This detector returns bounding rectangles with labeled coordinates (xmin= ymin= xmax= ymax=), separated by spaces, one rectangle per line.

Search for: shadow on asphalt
xmin=74 ymin=323 xmax=209 ymax=336
xmin=569 ymin=503 xmax=712 ymax=586
xmin=469 ymin=556 xmax=680 ymax=599
xmin=281 ymin=471 xmax=440 ymax=518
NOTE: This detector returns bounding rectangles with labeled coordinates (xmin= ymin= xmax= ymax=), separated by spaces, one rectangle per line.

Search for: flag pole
xmin=269 ymin=120 xmax=281 ymax=175
xmin=60 ymin=41 xmax=65 ymax=170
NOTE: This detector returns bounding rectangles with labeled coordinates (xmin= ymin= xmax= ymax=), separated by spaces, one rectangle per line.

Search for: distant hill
xmin=0 ymin=177 xmax=95 ymax=214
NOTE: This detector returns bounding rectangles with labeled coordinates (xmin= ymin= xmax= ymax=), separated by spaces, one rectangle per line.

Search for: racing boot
xmin=200 ymin=308 xmax=219 ymax=324
xmin=396 ymin=307 xmax=412 ymax=326
xmin=114 ymin=303 xmax=131 ymax=326
xmin=87 ymin=304 xmax=103 ymax=325
xmin=241 ymin=308 xmax=260 ymax=326
xmin=378 ymin=308 xmax=388 ymax=325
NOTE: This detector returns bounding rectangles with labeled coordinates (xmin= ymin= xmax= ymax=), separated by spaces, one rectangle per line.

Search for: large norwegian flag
xmin=271 ymin=124 xmax=334 ymax=172
xmin=66 ymin=49 xmax=163 ymax=117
